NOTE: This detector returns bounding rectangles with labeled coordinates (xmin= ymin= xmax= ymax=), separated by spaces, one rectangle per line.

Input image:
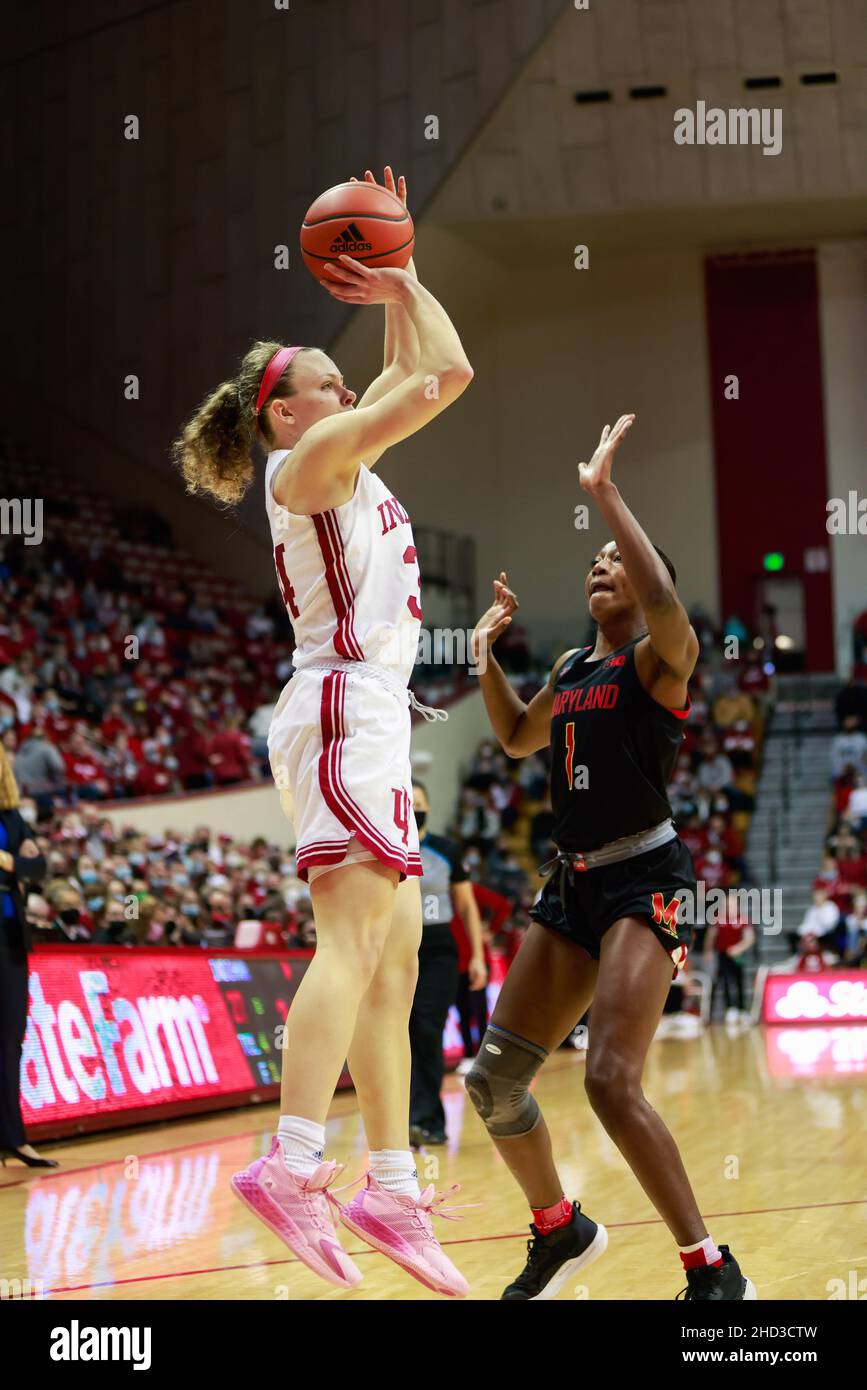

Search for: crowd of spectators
xmin=17 ymin=800 xmax=316 ymax=951
xmin=0 ymin=445 xmax=293 ymax=811
xmin=795 ymin=660 xmax=867 ymax=969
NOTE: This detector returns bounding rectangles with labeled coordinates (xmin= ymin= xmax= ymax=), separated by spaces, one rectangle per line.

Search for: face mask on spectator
xmin=79 ymin=869 xmax=98 ymax=884
xmin=21 ymin=806 xmax=38 ymax=824
xmin=415 ymin=811 xmax=427 ymax=831
xmin=115 ymin=866 xmax=132 ymax=882
xmin=59 ymin=907 xmax=81 ymax=925
xmin=173 ymin=873 xmax=189 ymax=887
xmin=129 ymin=853 xmax=146 ymax=868
xmin=86 ymin=896 xmax=105 ymax=912
xmin=181 ymin=904 xmax=201 ymax=917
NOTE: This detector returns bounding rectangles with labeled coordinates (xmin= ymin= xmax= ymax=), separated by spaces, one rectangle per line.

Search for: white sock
xmin=277 ymin=1115 xmax=327 ymax=1177
xmin=679 ymin=1234 xmax=723 ymax=1269
xmin=369 ymin=1148 xmax=420 ymax=1199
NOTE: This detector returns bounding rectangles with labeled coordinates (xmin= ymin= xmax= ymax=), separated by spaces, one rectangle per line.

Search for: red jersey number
xmin=393 ymin=787 xmax=411 ymax=845
xmin=274 ymin=543 xmax=300 ymax=620
xmin=564 ymin=722 xmax=575 ymax=790
xmin=403 ymin=545 xmax=422 ymax=622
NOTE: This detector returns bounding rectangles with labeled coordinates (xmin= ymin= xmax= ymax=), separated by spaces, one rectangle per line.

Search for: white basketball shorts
xmin=268 ymin=665 xmax=422 ymax=884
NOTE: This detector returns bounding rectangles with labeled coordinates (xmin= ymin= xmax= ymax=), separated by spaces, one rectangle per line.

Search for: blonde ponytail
xmin=171 ymin=340 xmax=310 ymax=506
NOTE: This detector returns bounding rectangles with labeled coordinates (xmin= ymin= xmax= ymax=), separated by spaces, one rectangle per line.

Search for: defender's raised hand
xmin=472 ymin=571 xmax=518 ymax=666
xmin=578 ymin=414 xmax=635 ymax=494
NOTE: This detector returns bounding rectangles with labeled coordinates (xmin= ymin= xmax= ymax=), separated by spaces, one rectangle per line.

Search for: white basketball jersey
xmin=264 ymin=450 xmax=423 ymax=684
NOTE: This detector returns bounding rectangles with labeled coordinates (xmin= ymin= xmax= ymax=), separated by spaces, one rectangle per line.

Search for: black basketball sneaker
xmin=501 ymin=1201 xmax=608 ymax=1300
xmin=676 ymin=1246 xmax=757 ymax=1300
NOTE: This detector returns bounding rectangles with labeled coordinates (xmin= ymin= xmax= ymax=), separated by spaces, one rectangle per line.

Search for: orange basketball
xmin=300 ymin=181 xmax=415 ymax=281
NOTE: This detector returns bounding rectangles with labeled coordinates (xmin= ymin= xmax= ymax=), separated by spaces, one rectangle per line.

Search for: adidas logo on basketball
xmin=330 ymin=223 xmax=372 ymax=254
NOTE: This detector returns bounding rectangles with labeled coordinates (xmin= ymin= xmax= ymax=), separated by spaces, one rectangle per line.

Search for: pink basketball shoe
xmin=333 ymin=1172 xmax=470 ymax=1297
xmin=231 ymin=1137 xmax=363 ymax=1290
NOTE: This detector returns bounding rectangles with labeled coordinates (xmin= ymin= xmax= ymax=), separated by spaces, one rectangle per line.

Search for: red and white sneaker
xmin=332 ymin=1171 xmax=471 ymax=1298
xmin=231 ymin=1137 xmax=362 ymax=1290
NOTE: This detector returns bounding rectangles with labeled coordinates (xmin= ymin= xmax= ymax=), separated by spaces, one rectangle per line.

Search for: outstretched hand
xmin=472 ymin=571 xmax=518 ymax=665
xmin=578 ymin=414 xmax=635 ymax=494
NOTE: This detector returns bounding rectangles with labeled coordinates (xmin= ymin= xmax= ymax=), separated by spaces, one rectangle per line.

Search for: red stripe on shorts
xmin=317 ymin=671 xmax=419 ymax=877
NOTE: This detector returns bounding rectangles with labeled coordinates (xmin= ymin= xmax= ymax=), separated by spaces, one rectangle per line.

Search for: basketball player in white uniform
xmin=225 ymin=171 xmax=474 ymax=1295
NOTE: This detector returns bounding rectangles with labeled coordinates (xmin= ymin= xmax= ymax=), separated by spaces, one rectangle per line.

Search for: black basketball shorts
xmin=528 ymin=838 xmax=696 ymax=980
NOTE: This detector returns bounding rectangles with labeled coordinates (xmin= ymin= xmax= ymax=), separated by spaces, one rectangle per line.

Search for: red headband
xmin=254 ymin=345 xmax=303 ymax=417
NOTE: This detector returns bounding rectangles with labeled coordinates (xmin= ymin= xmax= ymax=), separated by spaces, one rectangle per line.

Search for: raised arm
xmin=578 ymin=415 xmax=699 ymax=710
xmin=471 ymin=570 xmax=578 ymax=758
xmin=352 ymin=169 xmax=420 ymax=446
xmin=274 ymin=260 xmax=471 ymax=511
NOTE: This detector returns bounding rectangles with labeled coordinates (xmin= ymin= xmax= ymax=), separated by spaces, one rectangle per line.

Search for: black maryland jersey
xmin=549 ymin=638 xmax=689 ymax=852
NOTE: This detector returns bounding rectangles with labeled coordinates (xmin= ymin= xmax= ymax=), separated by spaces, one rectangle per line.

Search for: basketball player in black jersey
xmin=467 ymin=414 xmax=756 ymax=1301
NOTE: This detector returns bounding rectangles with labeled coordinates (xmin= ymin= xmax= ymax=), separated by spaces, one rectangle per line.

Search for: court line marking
xmin=0 ymin=1124 xmax=275 ymax=1191
xmin=36 ymin=1194 xmax=867 ymax=1296
xmin=0 ymin=1060 xmax=581 ymax=1191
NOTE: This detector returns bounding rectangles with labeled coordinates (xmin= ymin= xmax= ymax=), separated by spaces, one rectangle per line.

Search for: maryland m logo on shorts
xmin=650 ymin=891 xmax=682 ymax=937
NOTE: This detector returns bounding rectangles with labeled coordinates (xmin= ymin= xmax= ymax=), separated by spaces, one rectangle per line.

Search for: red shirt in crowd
xmin=100 ymin=712 xmax=132 ymax=743
xmin=694 ymin=855 xmax=730 ymax=890
xmin=176 ymin=727 xmax=211 ymax=784
xmin=451 ymin=883 xmax=513 ymax=973
xmin=207 ymin=729 xmax=251 ymax=784
xmin=713 ymin=918 xmax=749 ymax=954
xmin=680 ymin=825 xmax=709 ymax=857
xmin=739 ymin=665 xmax=770 ymax=696
xmin=63 ymin=749 xmax=109 ymax=792
xmin=132 ymin=763 xmax=173 ymax=797
xmin=706 ymin=823 xmax=742 ymax=861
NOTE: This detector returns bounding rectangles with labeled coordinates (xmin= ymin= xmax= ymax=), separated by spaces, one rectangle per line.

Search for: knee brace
xmin=464 ymin=1025 xmax=548 ymax=1138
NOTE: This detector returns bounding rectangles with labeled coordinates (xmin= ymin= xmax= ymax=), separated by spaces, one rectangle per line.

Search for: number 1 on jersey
xmin=564 ymin=722 xmax=576 ymax=790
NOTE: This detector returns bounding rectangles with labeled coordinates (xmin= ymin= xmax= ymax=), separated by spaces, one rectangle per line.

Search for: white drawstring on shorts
xmin=294 ymin=658 xmax=449 ymax=723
